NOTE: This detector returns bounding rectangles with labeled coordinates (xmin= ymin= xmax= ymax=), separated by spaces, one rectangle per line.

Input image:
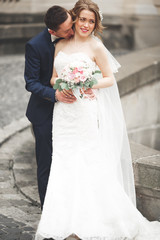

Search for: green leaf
xmin=79 ymin=82 xmax=83 ymax=88
xmin=92 ymin=78 xmax=98 ymax=84
xmin=60 ymin=82 xmax=70 ymax=90
xmin=53 ymin=79 xmax=63 ymax=90
xmin=95 ymin=70 xmax=101 ymax=74
xmin=72 ymin=85 xmax=76 ymax=89
xmin=56 ymin=78 xmax=62 ymax=84
xmin=58 ymin=85 xmax=63 ymax=92
xmin=89 ymin=82 xmax=94 ymax=88
xmin=65 ymin=85 xmax=70 ymax=90
xmin=60 ymin=82 xmax=67 ymax=89
xmin=53 ymin=83 xmax=59 ymax=90
xmin=85 ymin=82 xmax=90 ymax=87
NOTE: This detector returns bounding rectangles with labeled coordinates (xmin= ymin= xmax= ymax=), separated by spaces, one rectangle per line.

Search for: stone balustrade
xmin=117 ymin=46 xmax=160 ymax=150
xmin=116 ymin=46 xmax=160 ymax=220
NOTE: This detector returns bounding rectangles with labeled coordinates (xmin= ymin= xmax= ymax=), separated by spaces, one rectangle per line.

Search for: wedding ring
xmin=63 ymin=90 xmax=72 ymax=97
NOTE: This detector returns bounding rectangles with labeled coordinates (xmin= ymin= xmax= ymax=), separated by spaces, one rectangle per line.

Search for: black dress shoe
xmin=43 ymin=238 xmax=55 ymax=240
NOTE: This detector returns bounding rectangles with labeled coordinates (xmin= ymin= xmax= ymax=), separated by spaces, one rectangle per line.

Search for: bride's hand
xmin=55 ymin=89 xmax=77 ymax=103
xmin=83 ymin=88 xmax=96 ymax=99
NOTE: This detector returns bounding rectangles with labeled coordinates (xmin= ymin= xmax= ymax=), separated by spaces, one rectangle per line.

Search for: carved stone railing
xmin=116 ymin=46 xmax=160 ymax=221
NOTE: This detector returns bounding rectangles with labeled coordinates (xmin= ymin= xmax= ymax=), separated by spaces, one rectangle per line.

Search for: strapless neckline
xmin=56 ymin=51 xmax=95 ymax=64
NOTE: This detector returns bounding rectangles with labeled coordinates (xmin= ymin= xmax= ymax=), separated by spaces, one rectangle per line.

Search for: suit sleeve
xmin=24 ymin=42 xmax=56 ymax=103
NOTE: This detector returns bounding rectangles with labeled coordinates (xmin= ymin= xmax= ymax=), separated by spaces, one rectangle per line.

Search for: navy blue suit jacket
xmin=24 ymin=28 xmax=56 ymax=125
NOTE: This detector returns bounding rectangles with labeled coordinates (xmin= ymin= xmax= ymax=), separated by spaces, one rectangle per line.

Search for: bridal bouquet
xmin=53 ymin=60 xmax=99 ymax=94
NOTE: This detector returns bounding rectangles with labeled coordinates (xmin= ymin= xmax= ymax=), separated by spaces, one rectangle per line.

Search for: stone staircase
xmin=131 ymin=142 xmax=160 ymax=221
xmin=0 ymin=12 xmax=45 ymax=54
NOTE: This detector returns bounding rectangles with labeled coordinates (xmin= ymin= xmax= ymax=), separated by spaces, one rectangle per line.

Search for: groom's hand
xmin=55 ymin=89 xmax=77 ymax=103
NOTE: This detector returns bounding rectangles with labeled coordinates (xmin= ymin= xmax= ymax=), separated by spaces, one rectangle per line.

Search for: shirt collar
xmin=51 ymin=34 xmax=58 ymax=42
xmin=48 ymin=29 xmax=58 ymax=42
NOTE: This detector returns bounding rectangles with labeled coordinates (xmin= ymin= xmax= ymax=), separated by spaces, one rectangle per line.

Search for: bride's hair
xmin=70 ymin=0 xmax=104 ymax=38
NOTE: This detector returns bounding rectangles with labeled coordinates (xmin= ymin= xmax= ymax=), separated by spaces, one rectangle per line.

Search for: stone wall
xmin=131 ymin=141 xmax=160 ymax=221
xmin=117 ymin=45 xmax=160 ymax=151
xmin=0 ymin=13 xmax=45 ymax=55
xmin=115 ymin=45 xmax=160 ymax=220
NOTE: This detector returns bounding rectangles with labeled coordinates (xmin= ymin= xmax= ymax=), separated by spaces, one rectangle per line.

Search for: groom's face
xmin=51 ymin=14 xmax=74 ymax=39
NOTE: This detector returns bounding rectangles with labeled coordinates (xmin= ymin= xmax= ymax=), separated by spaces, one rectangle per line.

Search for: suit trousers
xmin=32 ymin=114 xmax=52 ymax=208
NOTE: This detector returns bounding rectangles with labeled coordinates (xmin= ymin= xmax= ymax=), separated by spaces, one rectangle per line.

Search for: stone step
xmin=0 ymin=23 xmax=44 ymax=40
xmin=135 ymin=155 xmax=160 ymax=191
xmin=131 ymin=142 xmax=160 ymax=220
xmin=136 ymin=186 xmax=160 ymax=221
xmin=0 ymin=13 xmax=44 ymax=24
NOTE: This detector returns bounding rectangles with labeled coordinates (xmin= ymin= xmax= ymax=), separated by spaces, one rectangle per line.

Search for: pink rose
xmin=75 ymin=77 xmax=80 ymax=83
xmin=80 ymin=75 xmax=86 ymax=82
xmin=72 ymin=67 xmax=78 ymax=74
xmin=69 ymin=73 xmax=75 ymax=80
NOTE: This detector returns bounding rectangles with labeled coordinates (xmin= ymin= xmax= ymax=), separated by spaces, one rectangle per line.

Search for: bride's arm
xmin=93 ymin=42 xmax=114 ymax=89
xmin=50 ymin=67 xmax=58 ymax=86
xmin=50 ymin=43 xmax=60 ymax=86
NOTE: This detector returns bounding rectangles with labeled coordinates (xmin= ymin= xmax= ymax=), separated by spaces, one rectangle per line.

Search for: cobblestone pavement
xmin=0 ymin=127 xmax=41 ymax=240
xmin=0 ymin=126 xmax=78 ymax=240
xmin=0 ymin=53 xmax=41 ymax=240
xmin=0 ymin=55 xmax=30 ymax=128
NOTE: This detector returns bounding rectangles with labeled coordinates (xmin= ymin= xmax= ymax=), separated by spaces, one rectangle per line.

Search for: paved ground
xmin=0 ymin=54 xmax=29 ymax=128
xmin=0 ymin=127 xmax=40 ymax=240
xmin=0 ymin=125 xmax=78 ymax=239
xmin=0 ymin=54 xmax=40 ymax=239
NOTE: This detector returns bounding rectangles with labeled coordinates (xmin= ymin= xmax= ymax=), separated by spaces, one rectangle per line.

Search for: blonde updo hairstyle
xmin=70 ymin=0 xmax=104 ymax=38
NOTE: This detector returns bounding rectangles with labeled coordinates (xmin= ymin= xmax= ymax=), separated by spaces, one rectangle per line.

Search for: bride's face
xmin=75 ymin=9 xmax=95 ymax=38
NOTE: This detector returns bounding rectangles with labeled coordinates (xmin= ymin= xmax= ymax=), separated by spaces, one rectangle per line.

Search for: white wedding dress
xmin=35 ymin=51 xmax=160 ymax=240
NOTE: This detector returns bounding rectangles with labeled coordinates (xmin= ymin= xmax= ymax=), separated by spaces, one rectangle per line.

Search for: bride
xmin=35 ymin=0 xmax=160 ymax=239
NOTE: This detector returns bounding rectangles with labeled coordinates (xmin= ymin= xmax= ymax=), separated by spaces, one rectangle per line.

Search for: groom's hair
xmin=44 ymin=6 xmax=69 ymax=31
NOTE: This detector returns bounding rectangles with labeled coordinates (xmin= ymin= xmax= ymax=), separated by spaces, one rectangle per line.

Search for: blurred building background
xmin=0 ymin=0 xmax=160 ymax=54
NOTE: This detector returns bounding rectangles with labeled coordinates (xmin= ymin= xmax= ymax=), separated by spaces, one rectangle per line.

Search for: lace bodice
xmin=54 ymin=51 xmax=96 ymax=77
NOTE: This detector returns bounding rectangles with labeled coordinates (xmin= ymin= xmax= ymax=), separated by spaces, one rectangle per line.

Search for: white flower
xmin=53 ymin=59 xmax=98 ymax=93
xmin=99 ymin=10 xmax=103 ymax=21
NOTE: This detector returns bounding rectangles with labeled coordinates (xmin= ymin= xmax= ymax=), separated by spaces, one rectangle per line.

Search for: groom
xmin=24 ymin=6 xmax=76 ymax=208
